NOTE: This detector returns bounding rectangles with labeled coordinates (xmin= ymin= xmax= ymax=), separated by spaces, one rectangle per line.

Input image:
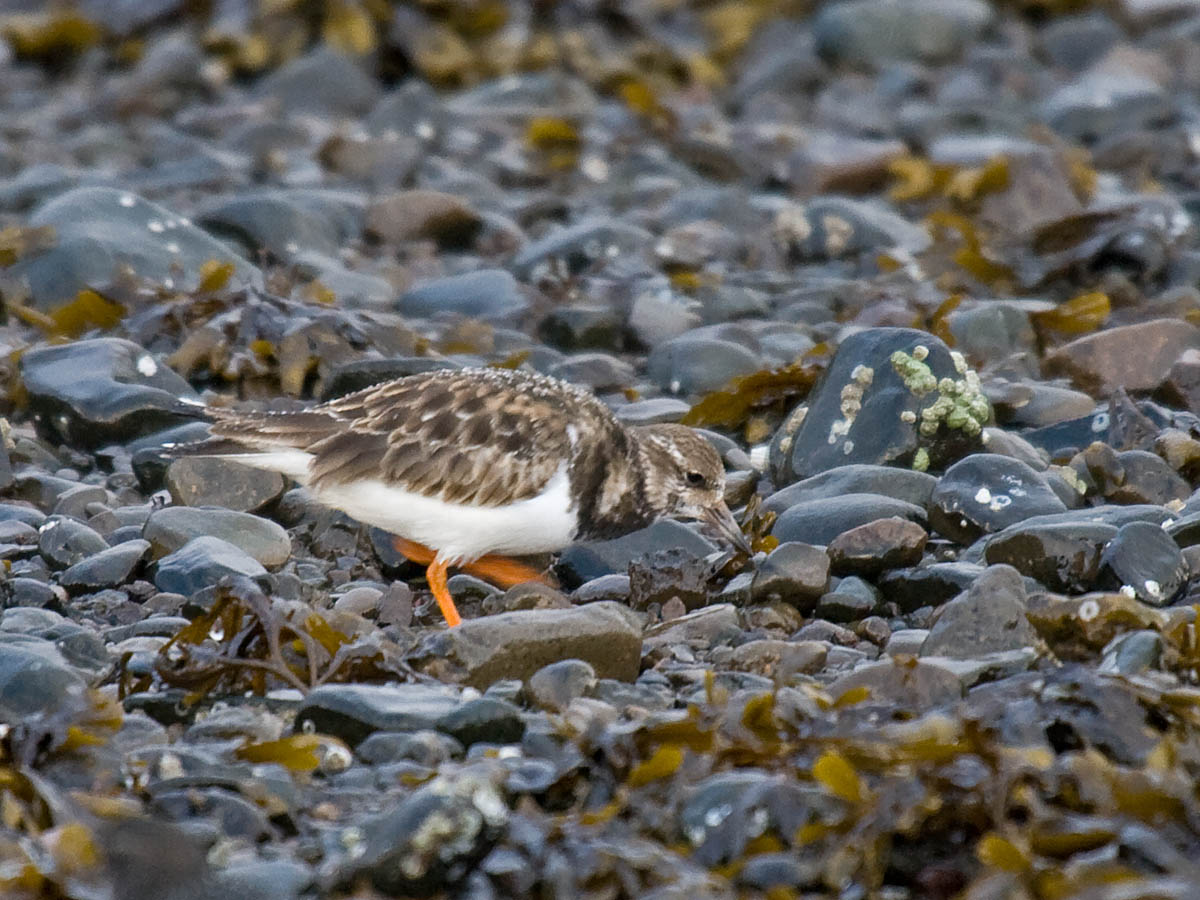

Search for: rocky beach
xmin=2 ymin=0 xmax=1200 ymax=897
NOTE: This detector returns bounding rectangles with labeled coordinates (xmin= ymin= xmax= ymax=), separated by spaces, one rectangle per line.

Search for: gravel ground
xmin=3 ymin=1 xmax=1200 ymax=898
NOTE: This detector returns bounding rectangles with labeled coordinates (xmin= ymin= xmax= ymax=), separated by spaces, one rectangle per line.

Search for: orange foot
xmin=391 ymin=537 xmax=554 ymax=628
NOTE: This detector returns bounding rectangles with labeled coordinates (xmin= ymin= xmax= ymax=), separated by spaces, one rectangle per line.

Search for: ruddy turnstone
xmin=168 ymin=366 xmax=750 ymax=627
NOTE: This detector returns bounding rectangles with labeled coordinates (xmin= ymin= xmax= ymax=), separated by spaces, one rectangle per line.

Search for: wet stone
xmin=813 ymin=0 xmax=993 ymax=66
xmin=0 ymin=639 xmax=90 ymax=723
xmin=750 ymin=542 xmax=831 ymax=611
xmin=928 ymin=454 xmax=1067 ymax=544
xmin=1095 ymin=521 xmax=1187 ymax=607
xmin=815 ymin=575 xmax=879 ymax=623
xmin=165 ymin=457 xmax=286 ymax=513
xmin=983 ymin=521 xmax=1117 ymax=592
xmin=921 ymin=564 xmax=1038 ymax=658
xmin=37 ymin=516 xmax=109 ymax=569
xmin=254 ymin=45 xmax=379 ymax=116
xmin=413 ymin=602 xmax=642 ymax=689
xmin=398 ymin=269 xmax=529 ymax=322
xmin=628 ymin=548 xmax=713 ymax=612
xmin=1098 ymin=630 xmax=1164 ymax=675
xmin=59 ymin=539 xmax=149 ymax=595
xmin=771 ymin=494 xmax=926 ymax=546
xmin=366 ymin=189 xmax=482 ymax=248
xmin=827 ymin=517 xmax=928 ymax=577
xmin=335 ymin=771 xmax=507 ymax=896
xmin=556 ymin=520 xmax=716 ymax=587
xmin=153 ymin=536 xmax=269 ymax=596
xmin=770 ymin=328 xmax=988 ymax=483
xmin=646 ymin=335 xmax=762 ymax=396
xmin=763 ymin=464 xmax=937 ymax=515
xmin=21 ymin=338 xmax=201 ymax=448
xmin=526 ymin=659 xmax=597 ymax=712
xmin=144 ymin=506 xmax=291 ymax=568
xmin=829 ymin=657 xmax=965 ymax=710
xmin=877 ymin=562 xmax=986 ymax=613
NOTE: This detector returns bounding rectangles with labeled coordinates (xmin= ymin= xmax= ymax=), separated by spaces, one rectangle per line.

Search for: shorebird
xmin=168 ymin=366 xmax=750 ymax=627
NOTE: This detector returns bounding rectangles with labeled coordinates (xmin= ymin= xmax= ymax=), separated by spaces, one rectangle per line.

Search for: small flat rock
xmin=815 ymin=576 xmax=879 ymax=622
xmin=750 ymin=542 xmax=830 ymax=611
xmin=21 ymin=338 xmax=201 ymax=448
xmin=59 ymin=539 xmax=150 ymax=594
xmin=771 ymin=493 xmax=926 ymax=546
xmin=928 ymin=454 xmax=1067 ymax=543
xmin=646 ymin=335 xmax=762 ymax=396
xmin=254 ymin=46 xmax=379 ymax=115
xmin=1095 ymin=521 xmax=1188 ymax=607
xmin=763 ymin=464 xmax=936 ymax=514
xmin=1044 ymin=318 xmax=1200 ymax=397
xmin=153 ymin=536 xmax=268 ymax=595
xmin=828 ymin=517 xmax=927 ymax=577
xmin=0 ymin=639 xmax=90 ymax=722
xmin=642 ymin=604 xmax=742 ymax=652
xmin=813 ymin=0 xmax=992 ymax=66
xmin=295 ymin=683 xmax=523 ymax=748
xmin=983 ymin=521 xmax=1117 ymax=592
xmin=144 ymin=506 xmax=291 ymax=568
xmin=165 ymin=457 xmax=286 ymax=513
xmin=921 ymin=564 xmax=1038 ymax=657
xmin=828 ymin=657 xmax=965 ymax=710
xmin=728 ymin=639 xmax=827 ymax=678
xmin=413 ymin=602 xmax=642 ymax=689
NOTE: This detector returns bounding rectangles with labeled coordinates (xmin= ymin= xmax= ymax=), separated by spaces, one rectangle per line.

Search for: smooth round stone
xmin=332 ymin=585 xmax=384 ymax=617
xmin=750 ymin=542 xmax=831 ymax=611
xmin=165 ymin=457 xmax=286 ymax=513
xmin=828 ymin=657 xmax=965 ymax=710
xmin=612 ymin=397 xmax=691 ymax=426
xmin=20 ymin=338 xmax=202 ymax=448
xmin=570 ymin=574 xmax=631 ymax=605
xmin=557 ymin=520 xmax=716 ymax=587
xmin=526 ymin=659 xmax=597 ymax=712
xmin=1099 ymin=630 xmax=1164 ymax=675
xmin=511 ymin=218 xmax=652 ymax=279
xmin=770 ymin=328 xmax=986 ymax=484
xmin=1091 ymin=449 xmax=1190 ymax=506
xmin=59 ymin=539 xmax=150 ymax=595
xmin=356 ymin=730 xmax=463 ymax=766
xmin=928 ymin=454 xmax=1067 ymax=544
xmin=153 ymin=536 xmax=269 ymax=596
xmin=813 ymin=0 xmax=992 ymax=66
xmin=398 ymin=269 xmax=529 ymax=321
xmin=771 ymin=494 xmax=927 ymax=546
xmin=4 ymin=577 xmax=59 ymax=609
xmin=763 ymin=464 xmax=937 ymax=514
xmin=983 ymin=522 xmax=1117 ymax=592
xmin=646 ymin=335 xmax=762 ymax=396
xmin=144 ymin=506 xmax=291 ymax=568
xmin=828 ymin=517 xmax=928 ymax=576
xmin=52 ymin=483 xmax=109 ymax=519
xmin=1095 ymin=521 xmax=1188 ymax=607
xmin=253 ymin=45 xmax=379 ymax=115
xmin=921 ymin=565 xmax=1037 ymax=658
xmin=365 ymin=189 xmax=482 ymax=247
xmin=37 ymin=515 xmax=109 ymax=569
xmin=776 ymin=197 xmax=931 ymax=260
xmin=437 ymin=697 xmax=525 ymax=749
xmin=13 ymin=183 xmax=257 ymax=301
xmin=546 ymin=353 xmax=635 ymax=391
xmin=815 ymin=575 xmax=879 ymax=623
xmin=944 ymin=304 xmax=1036 ymax=368
xmin=0 ymin=503 xmax=47 ymax=527
xmin=884 ymin=628 xmax=929 ymax=656
xmin=0 ymin=639 xmax=89 ymax=722
xmin=537 ymin=304 xmax=625 ymax=352
xmin=1044 ymin=319 xmax=1200 ymax=397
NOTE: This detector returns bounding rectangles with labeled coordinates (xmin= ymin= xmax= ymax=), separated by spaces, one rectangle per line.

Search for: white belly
xmin=224 ymin=450 xmax=579 ymax=563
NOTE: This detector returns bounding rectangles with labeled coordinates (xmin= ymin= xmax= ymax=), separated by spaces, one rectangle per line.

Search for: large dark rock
xmin=770 ymin=328 xmax=989 ymax=484
xmin=21 ymin=338 xmax=201 ymax=448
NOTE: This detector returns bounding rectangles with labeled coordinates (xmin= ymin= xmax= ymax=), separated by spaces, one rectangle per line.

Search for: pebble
xmin=143 ymin=506 xmax=291 ymax=568
xmin=921 ymin=565 xmax=1038 ymax=658
xmin=165 ymin=457 xmax=286 ymax=513
xmin=928 ymin=454 xmax=1067 ymax=543
xmin=771 ymin=494 xmax=927 ymax=546
xmin=827 ymin=517 xmax=928 ymax=576
xmin=749 ymin=542 xmax=830 ymax=611
xmin=1095 ymin=521 xmax=1188 ymax=607
xmin=152 ymin=536 xmax=269 ymax=595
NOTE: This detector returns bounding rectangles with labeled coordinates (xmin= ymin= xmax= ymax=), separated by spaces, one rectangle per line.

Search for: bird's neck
xmin=572 ymin=427 xmax=658 ymax=540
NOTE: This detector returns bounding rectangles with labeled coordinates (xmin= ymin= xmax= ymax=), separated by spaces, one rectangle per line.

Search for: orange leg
xmin=424 ymin=557 xmax=462 ymax=628
xmin=391 ymin=537 xmax=553 ymax=621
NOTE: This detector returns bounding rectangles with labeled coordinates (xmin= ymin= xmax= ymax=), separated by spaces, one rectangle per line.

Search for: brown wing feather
xmin=233 ymin=367 xmax=626 ymax=508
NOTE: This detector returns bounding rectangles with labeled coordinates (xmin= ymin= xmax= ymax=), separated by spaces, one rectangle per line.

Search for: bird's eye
xmin=685 ymin=471 xmax=706 ymax=487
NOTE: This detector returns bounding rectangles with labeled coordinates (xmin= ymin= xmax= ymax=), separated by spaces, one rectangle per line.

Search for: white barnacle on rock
xmin=822 ymin=214 xmax=852 ymax=256
xmin=912 ymin=344 xmax=929 ymax=362
xmin=1078 ymin=598 xmax=1101 ymax=621
xmin=850 ymin=364 xmax=874 ymax=386
xmin=843 ymin=440 xmax=854 ymax=454
xmin=1144 ymin=579 xmax=1162 ymax=600
xmin=137 ymin=354 xmax=158 ymax=376
xmin=147 ymin=219 xmax=165 ymax=233
xmin=1119 ymin=585 xmax=1137 ymax=599
xmin=900 ymin=410 xmax=916 ymax=423
xmin=119 ymin=194 xmax=136 ymax=208
xmin=950 ymin=350 xmax=968 ymax=375
xmin=974 ymin=487 xmax=992 ymax=505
